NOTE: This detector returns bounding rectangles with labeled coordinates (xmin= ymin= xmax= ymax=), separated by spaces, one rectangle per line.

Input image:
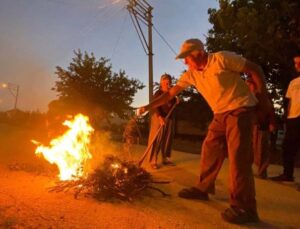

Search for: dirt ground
xmin=0 ymin=124 xmax=300 ymax=228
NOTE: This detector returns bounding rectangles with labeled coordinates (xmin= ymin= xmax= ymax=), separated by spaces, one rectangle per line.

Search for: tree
xmin=51 ymin=50 xmax=144 ymax=120
xmin=206 ymin=0 xmax=300 ymax=101
xmin=176 ymin=89 xmax=213 ymax=130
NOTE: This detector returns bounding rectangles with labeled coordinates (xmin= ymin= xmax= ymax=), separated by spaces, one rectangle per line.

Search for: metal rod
xmin=129 ymin=7 xmax=148 ymax=23
xmin=133 ymin=0 xmax=148 ymax=12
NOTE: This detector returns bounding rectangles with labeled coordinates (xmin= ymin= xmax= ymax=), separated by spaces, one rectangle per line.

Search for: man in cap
xmin=137 ymin=38 xmax=272 ymax=224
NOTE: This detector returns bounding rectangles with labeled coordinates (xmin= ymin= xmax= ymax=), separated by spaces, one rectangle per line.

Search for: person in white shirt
xmin=271 ymin=52 xmax=300 ymax=182
xmin=137 ymin=38 xmax=272 ymax=224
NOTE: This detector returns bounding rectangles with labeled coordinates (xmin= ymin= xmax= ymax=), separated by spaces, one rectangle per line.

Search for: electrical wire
xmin=129 ymin=12 xmax=148 ymax=55
xmin=153 ymin=25 xmax=177 ymax=56
xmin=111 ymin=12 xmax=128 ymax=59
xmin=42 ymin=0 xmax=126 ymax=68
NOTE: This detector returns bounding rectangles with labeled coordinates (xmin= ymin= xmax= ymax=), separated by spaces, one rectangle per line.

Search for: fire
xmin=33 ymin=114 xmax=94 ymax=181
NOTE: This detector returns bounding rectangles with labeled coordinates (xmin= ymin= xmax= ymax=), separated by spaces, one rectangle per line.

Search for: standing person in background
xmin=148 ymin=73 xmax=178 ymax=169
xmin=271 ymin=51 xmax=300 ymax=182
xmin=137 ymin=38 xmax=273 ymax=224
xmin=245 ymin=77 xmax=277 ymax=179
xmin=123 ymin=117 xmax=142 ymax=159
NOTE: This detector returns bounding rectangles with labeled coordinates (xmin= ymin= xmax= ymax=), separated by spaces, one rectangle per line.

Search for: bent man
xmin=137 ymin=39 xmax=272 ymax=224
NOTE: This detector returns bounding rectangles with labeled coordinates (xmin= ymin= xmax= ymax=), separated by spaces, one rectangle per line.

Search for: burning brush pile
xmin=32 ymin=114 xmax=169 ymax=201
xmin=49 ymin=155 xmax=169 ymax=201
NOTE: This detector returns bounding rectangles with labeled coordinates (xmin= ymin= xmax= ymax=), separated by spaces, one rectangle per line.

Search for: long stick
xmin=138 ymin=102 xmax=177 ymax=166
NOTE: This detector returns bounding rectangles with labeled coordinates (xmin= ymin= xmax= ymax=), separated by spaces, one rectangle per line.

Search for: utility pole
xmin=1 ymin=82 xmax=19 ymax=110
xmin=127 ymin=0 xmax=154 ymax=102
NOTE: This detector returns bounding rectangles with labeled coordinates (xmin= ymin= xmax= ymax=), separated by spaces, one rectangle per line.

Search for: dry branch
xmin=49 ymin=155 xmax=170 ymax=201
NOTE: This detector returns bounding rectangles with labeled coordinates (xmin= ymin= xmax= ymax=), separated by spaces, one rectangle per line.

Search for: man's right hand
xmin=136 ymin=107 xmax=146 ymax=117
xmin=256 ymin=93 xmax=274 ymax=124
xmin=158 ymin=116 xmax=165 ymax=126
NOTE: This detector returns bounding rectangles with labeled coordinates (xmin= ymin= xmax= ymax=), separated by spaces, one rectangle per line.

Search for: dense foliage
xmin=206 ymin=0 xmax=300 ymax=115
xmin=51 ymin=50 xmax=144 ymax=120
xmin=207 ymin=0 xmax=300 ymax=88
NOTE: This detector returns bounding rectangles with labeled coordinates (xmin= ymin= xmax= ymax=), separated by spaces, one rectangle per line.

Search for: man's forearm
xmin=144 ymin=92 xmax=172 ymax=111
xmin=138 ymin=85 xmax=183 ymax=115
xmin=251 ymin=67 xmax=268 ymax=95
xmin=244 ymin=60 xmax=268 ymax=96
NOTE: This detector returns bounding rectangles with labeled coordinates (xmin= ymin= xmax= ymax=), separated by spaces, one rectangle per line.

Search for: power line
xmin=128 ymin=11 xmax=148 ymax=55
xmin=111 ymin=11 xmax=128 ymax=59
xmin=79 ymin=6 xmax=124 ymax=39
xmin=153 ymin=25 xmax=177 ymax=56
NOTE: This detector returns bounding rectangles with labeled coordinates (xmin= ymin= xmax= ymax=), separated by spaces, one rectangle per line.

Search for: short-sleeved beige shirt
xmin=177 ymin=51 xmax=258 ymax=114
xmin=286 ymin=76 xmax=300 ymax=118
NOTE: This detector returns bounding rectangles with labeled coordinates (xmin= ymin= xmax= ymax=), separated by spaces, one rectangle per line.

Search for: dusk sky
xmin=0 ymin=0 xmax=219 ymax=112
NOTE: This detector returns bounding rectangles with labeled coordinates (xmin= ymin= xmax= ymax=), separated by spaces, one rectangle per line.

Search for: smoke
xmin=88 ymin=130 xmax=123 ymax=172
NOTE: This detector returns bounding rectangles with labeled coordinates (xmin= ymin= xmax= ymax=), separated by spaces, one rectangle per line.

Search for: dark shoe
xmin=221 ymin=206 xmax=259 ymax=224
xmin=256 ymin=171 xmax=267 ymax=180
xmin=270 ymin=174 xmax=294 ymax=182
xmin=162 ymin=160 xmax=176 ymax=166
xmin=178 ymin=187 xmax=209 ymax=200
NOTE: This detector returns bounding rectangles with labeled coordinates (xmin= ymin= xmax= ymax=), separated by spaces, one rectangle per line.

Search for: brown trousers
xmin=253 ymin=125 xmax=270 ymax=176
xmin=196 ymin=107 xmax=257 ymax=211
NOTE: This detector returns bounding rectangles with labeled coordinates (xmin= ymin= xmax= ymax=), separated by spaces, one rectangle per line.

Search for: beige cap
xmin=175 ymin=38 xmax=204 ymax=59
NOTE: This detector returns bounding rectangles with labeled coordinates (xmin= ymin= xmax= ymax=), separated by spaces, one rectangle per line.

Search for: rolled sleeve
xmin=222 ymin=51 xmax=246 ymax=72
xmin=285 ymin=83 xmax=292 ymax=99
xmin=177 ymin=72 xmax=192 ymax=89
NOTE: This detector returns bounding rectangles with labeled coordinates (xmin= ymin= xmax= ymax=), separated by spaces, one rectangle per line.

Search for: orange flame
xmin=33 ymin=114 xmax=94 ymax=181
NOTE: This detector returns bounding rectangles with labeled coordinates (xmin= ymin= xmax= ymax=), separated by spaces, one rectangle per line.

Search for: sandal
xmin=178 ymin=187 xmax=209 ymax=200
xmin=221 ymin=206 xmax=259 ymax=224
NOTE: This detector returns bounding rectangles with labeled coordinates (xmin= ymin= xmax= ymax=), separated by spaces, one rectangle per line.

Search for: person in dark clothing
xmin=245 ymin=77 xmax=277 ymax=179
xmin=148 ymin=73 xmax=178 ymax=169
